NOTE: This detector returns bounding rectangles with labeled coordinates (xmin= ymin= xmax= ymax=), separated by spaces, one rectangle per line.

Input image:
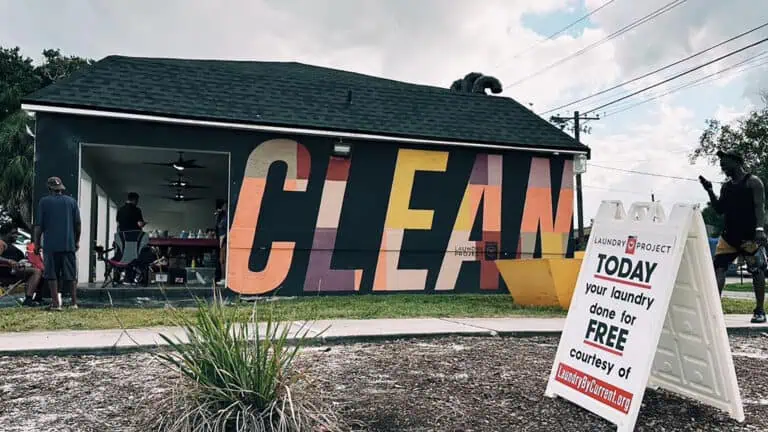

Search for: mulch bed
xmin=1 ymin=334 xmax=766 ymax=431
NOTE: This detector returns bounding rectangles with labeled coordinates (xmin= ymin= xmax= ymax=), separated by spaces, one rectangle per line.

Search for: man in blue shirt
xmin=33 ymin=176 xmax=82 ymax=311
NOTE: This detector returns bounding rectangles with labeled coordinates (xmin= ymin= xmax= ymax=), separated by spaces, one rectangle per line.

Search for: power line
xmin=602 ymin=51 xmax=768 ymax=118
xmin=590 ymin=164 xmax=724 ymax=183
xmin=540 ymin=20 xmax=768 ymax=115
xmin=582 ymin=35 xmax=768 ymax=114
xmin=492 ymin=0 xmax=618 ymax=70
xmin=504 ymin=0 xmax=689 ymax=90
xmin=604 ymin=57 xmax=768 ymax=118
xmin=583 ymin=184 xmax=651 ymax=196
xmin=595 ymin=147 xmax=694 ymax=163
xmin=602 ymin=53 xmax=767 ymax=115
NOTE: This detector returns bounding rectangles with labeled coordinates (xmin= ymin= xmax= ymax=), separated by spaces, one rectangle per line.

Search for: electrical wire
xmin=582 ymin=36 xmax=768 ymax=114
xmin=589 ymin=164 xmax=724 ymax=183
xmin=492 ymin=0 xmax=618 ymax=70
xmin=595 ymin=147 xmax=694 ymax=163
xmin=602 ymin=52 xmax=768 ymax=118
xmin=583 ymin=184 xmax=650 ymax=195
xmin=504 ymin=0 xmax=689 ymax=90
xmin=539 ymin=20 xmax=768 ymax=115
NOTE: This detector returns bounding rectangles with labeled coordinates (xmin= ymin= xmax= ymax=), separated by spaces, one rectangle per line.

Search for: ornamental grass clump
xmin=149 ymin=295 xmax=340 ymax=432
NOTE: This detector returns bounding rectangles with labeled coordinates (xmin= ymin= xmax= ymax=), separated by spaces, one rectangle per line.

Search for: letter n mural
xmin=228 ymin=139 xmax=310 ymax=295
xmin=518 ymin=158 xmax=574 ymax=258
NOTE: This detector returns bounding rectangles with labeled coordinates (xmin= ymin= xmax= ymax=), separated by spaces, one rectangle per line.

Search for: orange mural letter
xmin=518 ymin=158 xmax=574 ymax=258
xmin=228 ymin=139 xmax=311 ymax=295
xmin=436 ymin=154 xmax=502 ymax=291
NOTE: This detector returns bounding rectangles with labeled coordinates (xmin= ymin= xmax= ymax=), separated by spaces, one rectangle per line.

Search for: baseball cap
xmin=46 ymin=176 xmax=66 ymax=191
xmin=716 ymin=150 xmax=744 ymax=164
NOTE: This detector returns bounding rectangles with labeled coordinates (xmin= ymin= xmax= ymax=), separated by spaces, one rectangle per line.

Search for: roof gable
xmin=23 ymin=55 xmax=587 ymax=152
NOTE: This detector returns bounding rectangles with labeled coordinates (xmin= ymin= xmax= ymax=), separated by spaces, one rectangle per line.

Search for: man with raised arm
xmin=700 ymin=150 xmax=766 ymax=324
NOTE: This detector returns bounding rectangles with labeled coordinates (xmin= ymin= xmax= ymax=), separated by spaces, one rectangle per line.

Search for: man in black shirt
xmin=117 ymin=192 xmax=145 ymax=232
xmin=700 ymin=150 xmax=766 ymax=323
xmin=115 ymin=192 xmax=146 ymax=284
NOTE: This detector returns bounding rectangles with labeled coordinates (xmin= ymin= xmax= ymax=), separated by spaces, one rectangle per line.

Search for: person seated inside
xmin=116 ymin=191 xmax=147 ymax=284
xmin=0 ymin=223 xmax=42 ymax=307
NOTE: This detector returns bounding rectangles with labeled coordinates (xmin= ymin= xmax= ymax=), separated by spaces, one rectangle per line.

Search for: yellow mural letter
xmin=374 ymin=149 xmax=449 ymax=291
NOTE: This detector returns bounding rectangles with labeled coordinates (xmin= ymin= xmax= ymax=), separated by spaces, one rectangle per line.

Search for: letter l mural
xmin=303 ymin=155 xmax=362 ymax=292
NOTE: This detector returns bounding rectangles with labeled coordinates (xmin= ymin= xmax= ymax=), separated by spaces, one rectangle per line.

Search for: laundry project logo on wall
xmin=547 ymin=228 xmax=676 ymax=422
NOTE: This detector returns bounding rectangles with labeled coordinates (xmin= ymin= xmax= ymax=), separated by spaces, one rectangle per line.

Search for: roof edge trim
xmin=21 ymin=103 xmax=589 ymax=156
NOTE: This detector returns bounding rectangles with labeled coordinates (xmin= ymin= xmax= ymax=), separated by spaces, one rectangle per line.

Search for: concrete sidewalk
xmin=1 ymin=315 xmax=765 ymax=356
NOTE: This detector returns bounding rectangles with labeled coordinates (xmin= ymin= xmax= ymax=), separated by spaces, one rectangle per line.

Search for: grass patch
xmin=0 ymin=294 xmax=760 ymax=333
xmin=0 ymin=294 xmax=562 ymax=332
xmin=721 ymin=297 xmax=763 ymax=314
xmin=724 ymin=283 xmax=754 ymax=293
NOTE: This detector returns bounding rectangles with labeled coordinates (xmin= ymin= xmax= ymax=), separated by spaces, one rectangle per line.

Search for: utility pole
xmin=550 ymin=110 xmax=600 ymax=248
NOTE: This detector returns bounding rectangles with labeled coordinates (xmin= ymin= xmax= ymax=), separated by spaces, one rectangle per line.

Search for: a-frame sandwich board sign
xmin=544 ymin=201 xmax=744 ymax=432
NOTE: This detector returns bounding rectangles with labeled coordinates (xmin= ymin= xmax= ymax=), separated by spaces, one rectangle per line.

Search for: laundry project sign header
xmin=546 ymin=228 xmax=677 ymax=422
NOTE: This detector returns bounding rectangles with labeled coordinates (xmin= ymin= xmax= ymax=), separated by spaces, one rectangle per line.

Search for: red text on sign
xmin=555 ymin=363 xmax=633 ymax=414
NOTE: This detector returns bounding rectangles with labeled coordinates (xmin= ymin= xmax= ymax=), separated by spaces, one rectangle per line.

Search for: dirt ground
xmin=1 ymin=334 xmax=766 ymax=431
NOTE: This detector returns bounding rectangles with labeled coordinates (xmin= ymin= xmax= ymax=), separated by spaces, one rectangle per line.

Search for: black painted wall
xmin=33 ymin=113 xmax=575 ymax=295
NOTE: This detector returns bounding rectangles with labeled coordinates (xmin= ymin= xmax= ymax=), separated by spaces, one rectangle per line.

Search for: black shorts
xmin=43 ymin=251 xmax=77 ymax=281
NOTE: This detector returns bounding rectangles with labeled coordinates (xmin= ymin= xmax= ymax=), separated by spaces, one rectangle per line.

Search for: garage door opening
xmin=78 ymin=143 xmax=230 ymax=288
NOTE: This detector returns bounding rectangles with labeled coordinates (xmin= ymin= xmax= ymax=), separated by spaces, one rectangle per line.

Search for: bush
xmin=148 ymin=294 xmax=341 ymax=432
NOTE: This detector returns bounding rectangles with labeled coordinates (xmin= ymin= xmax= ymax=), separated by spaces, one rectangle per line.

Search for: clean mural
xmin=228 ymin=138 xmax=574 ymax=296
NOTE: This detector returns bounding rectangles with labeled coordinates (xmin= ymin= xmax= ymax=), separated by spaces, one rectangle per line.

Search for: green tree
xmin=701 ymin=203 xmax=724 ymax=236
xmin=689 ymin=93 xmax=768 ymax=186
xmin=0 ymin=47 xmax=93 ymax=221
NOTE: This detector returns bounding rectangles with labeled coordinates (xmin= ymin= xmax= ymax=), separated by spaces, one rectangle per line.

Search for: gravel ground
xmin=1 ymin=335 xmax=766 ymax=431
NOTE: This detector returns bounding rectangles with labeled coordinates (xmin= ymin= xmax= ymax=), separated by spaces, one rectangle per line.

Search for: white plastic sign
xmin=545 ymin=201 xmax=744 ymax=432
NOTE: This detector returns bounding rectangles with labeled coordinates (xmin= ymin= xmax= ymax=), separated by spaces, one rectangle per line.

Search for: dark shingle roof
xmin=22 ymin=56 xmax=587 ymax=152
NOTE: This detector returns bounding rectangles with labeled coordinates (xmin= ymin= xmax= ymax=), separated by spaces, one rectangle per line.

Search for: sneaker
xmin=751 ymin=311 xmax=767 ymax=324
xmin=215 ymin=279 xmax=226 ymax=287
xmin=21 ymin=297 xmax=40 ymax=307
xmin=69 ymin=304 xmax=79 ymax=310
xmin=47 ymin=305 xmax=63 ymax=312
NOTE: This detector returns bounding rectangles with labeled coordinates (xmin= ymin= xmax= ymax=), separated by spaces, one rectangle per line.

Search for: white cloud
xmin=582 ymin=102 xmax=722 ymax=217
xmin=0 ymin=0 xmax=762 ymax=223
xmin=714 ymin=104 xmax=752 ymax=123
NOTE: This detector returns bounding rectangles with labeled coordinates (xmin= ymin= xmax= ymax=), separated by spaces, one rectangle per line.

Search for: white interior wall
xmin=95 ymin=187 xmax=108 ymax=282
xmin=78 ymin=170 xmax=93 ymax=284
xmin=108 ymin=200 xmax=118 ymax=252
xmin=143 ymin=199 xmax=216 ymax=235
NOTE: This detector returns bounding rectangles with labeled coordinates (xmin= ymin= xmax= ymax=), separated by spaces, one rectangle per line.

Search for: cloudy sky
xmin=2 ymin=0 xmax=767 ymax=221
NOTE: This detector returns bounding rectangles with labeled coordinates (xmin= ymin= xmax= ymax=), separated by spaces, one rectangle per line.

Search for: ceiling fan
xmin=143 ymin=151 xmax=205 ymax=171
xmin=164 ymin=173 xmax=208 ymax=190
xmin=160 ymin=189 xmax=203 ymax=202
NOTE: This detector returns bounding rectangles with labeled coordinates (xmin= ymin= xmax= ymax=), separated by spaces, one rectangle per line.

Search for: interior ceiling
xmin=81 ymin=145 xmax=229 ymax=205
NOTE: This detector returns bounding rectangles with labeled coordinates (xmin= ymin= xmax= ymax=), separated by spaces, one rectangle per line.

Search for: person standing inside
xmin=700 ymin=150 xmax=767 ymax=324
xmin=116 ymin=192 xmax=146 ymax=232
xmin=215 ymin=199 xmax=228 ymax=287
xmin=33 ymin=176 xmax=81 ymax=311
